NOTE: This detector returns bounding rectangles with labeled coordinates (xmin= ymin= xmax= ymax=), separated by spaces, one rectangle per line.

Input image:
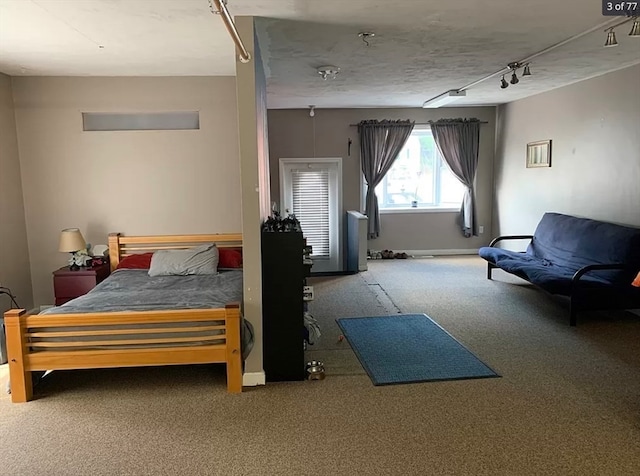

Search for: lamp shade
xmin=59 ymin=228 xmax=86 ymax=252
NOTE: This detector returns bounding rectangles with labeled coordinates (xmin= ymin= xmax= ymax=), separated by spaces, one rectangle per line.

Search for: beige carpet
xmin=2 ymin=256 xmax=640 ymax=475
xmin=304 ymin=271 xmax=399 ymax=376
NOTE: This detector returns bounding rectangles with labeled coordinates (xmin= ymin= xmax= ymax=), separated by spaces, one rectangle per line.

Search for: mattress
xmin=34 ymin=269 xmax=253 ymax=356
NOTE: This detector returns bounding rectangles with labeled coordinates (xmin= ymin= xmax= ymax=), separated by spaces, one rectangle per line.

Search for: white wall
xmin=494 ymin=64 xmax=640 ymax=237
xmin=12 ymin=76 xmax=242 ymax=305
xmin=235 ymin=16 xmax=270 ymax=377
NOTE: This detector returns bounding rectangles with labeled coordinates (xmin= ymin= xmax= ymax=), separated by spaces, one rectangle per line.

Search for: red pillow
xmin=116 ymin=252 xmax=154 ymax=270
xmin=219 ymin=247 xmax=243 ymax=268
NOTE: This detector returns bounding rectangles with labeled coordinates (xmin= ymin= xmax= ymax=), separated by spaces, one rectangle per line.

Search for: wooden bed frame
xmin=4 ymin=232 xmax=244 ymax=403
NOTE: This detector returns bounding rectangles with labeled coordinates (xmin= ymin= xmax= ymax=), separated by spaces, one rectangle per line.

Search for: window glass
xmin=374 ymin=128 xmax=465 ymax=209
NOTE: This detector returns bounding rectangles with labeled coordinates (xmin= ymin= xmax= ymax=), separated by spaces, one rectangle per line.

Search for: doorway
xmin=280 ymin=158 xmax=342 ymax=273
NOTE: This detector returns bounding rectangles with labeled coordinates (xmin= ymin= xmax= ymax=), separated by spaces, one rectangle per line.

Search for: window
xmin=374 ymin=127 xmax=465 ymax=210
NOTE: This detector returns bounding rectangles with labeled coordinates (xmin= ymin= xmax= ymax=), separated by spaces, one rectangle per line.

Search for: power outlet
xmin=479 ymin=225 xmax=485 ymax=234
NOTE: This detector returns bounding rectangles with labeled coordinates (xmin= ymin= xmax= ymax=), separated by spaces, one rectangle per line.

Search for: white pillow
xmin=148 ymin=244 xmax=219 ymax=276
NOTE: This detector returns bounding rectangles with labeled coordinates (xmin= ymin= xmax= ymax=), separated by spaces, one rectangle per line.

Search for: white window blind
xmin=292 ymin=169 xmax=330 ymax=259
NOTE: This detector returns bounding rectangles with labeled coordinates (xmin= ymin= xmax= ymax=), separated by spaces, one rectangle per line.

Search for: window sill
xmin=379 ymin=207 xmax=459 ymax=214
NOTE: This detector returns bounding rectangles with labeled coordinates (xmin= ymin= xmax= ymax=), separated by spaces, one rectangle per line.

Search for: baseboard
xmin=243 ymin=371 xmax=265 ymax=386
xmin=404 ymin=249 xmax=479 ymax=257
xmin=310 ymin=270 xmax=357 ymax=277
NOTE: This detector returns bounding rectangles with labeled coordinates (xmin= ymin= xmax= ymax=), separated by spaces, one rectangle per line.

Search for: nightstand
xmin=53 ymin=263 xmax=110 ymax=305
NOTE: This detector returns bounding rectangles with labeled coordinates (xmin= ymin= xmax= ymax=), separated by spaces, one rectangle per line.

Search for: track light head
xmin=629 ymin=18 xmax=640 ymax=37
xmin=500 ymin=75 xmax=509 ymax=89
xmin=522 ymin=64 xmax=531 ymax=76
xmin=510 ymin=71 xmax=519 ymax=85
xmin=604 ymin=29 xmax=618 ymax=47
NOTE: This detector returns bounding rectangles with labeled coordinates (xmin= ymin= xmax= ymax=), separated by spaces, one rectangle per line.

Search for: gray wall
xmin=494 ymin=64 xmax=640 ymax=239
xmin=268 ymin=107 xmax=496 ymax=261
xmin=0 ymin=73 xmax=33 ymax=315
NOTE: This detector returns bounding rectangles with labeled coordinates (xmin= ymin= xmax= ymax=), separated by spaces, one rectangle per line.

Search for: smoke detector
xmin=317 ymin=66 xmax=340 ymax=80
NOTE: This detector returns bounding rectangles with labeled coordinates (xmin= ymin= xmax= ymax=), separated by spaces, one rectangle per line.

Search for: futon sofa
xmin=479 ymin=212 xmax=640 ymax=326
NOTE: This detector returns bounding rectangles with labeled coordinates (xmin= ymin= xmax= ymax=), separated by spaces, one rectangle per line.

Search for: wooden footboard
xmin=4 ymin=303 xmax=242 ymax=403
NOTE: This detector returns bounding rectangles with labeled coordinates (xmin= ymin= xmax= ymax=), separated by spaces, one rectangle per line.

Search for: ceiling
xmin=1 ymin=0 xmax=639 ymax=109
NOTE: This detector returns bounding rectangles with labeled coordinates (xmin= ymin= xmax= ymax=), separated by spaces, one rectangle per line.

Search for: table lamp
xmin=59 ymin=228 xmax=87 ymax=271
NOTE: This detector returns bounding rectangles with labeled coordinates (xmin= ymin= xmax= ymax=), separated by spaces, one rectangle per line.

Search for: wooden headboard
xmin=107 ymin=233 xmax=243 ymax=272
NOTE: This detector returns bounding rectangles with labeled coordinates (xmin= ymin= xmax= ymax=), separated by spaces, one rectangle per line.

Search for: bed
xmin=4 ymin=232 xmax=247 ymax=403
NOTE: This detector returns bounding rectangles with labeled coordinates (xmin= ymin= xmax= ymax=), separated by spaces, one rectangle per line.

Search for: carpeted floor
xmin=304 ymin=271 xmax=398 ymax=376
xmin=2 ymin=256 xmax=640 ymax=475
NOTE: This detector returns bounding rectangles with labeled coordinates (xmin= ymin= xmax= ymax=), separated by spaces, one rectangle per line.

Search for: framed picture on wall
xmin=526 ymin=140 xmax=552 ymax=168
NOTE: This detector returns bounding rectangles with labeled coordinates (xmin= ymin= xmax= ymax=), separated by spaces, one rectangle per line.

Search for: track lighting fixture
xmin=603 ymin=16 xmax=639 ymax=47
xmin=450 ymin=16 xmax=635 ymax=98
xmin=499 ymin=62 xmax=529 ymax=89
xmin=604 ymin=28 xmax=618 ymax=47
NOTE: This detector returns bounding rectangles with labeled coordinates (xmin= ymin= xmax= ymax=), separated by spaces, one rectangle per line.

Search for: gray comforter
xmin=42 ymin=268 xmax=244 ymax=314
xmin=36 ymin=268 xmax=253 ymax=357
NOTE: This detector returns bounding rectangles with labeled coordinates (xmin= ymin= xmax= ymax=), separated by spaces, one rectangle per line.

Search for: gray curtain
xmin=429 ymin=118 xmax=481 ymax=237
xmin=358 ymin=120 xmax=415 ymax=238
